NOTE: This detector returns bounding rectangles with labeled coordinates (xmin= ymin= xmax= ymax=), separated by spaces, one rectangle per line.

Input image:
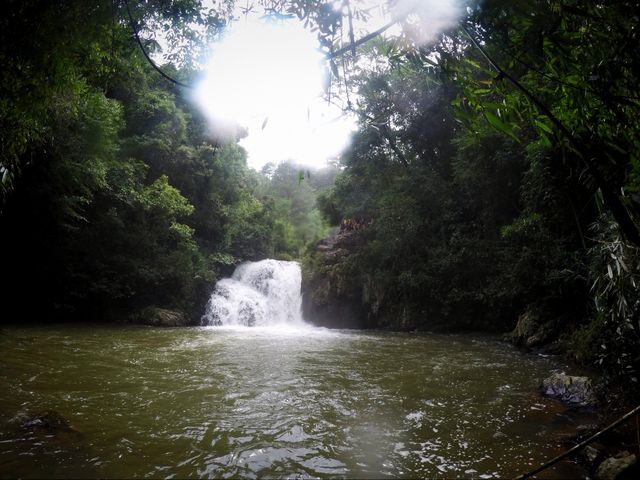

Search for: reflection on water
xmin=0 ymin=325 xmax=597 ymax=478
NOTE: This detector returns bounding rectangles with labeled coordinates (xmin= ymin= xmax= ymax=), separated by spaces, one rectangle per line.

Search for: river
xmin=0 ymin=324 xmax=597 ymax=478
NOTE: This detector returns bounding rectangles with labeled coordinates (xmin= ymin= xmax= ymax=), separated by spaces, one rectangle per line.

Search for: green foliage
xmin=0 ymin=0 xmax=291 ymax=323
xmin=0 ymin=0 xmax=114 ymax=204
xmin=257 ymin=161 xmax=339 ymax=258
xmin=452 ymin=0 xmax=640 ymax=246
xmin=577 ymin=217 xmax=640 ymax=387
xmin=140 ymin=175 xmax=194 ymax=217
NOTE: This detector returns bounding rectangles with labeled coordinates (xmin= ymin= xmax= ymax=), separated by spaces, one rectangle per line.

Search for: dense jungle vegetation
xmin=1 ymin=0 xmax=639 ymax=398
xmin=303 ymin=0 xmax=640 ymax=399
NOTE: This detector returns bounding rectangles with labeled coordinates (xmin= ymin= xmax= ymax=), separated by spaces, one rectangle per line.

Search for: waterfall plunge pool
xmin=0 ymin=325 xmax=596 ymax=479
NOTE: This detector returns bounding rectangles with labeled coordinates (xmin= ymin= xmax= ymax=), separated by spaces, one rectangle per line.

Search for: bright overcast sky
xmin=193 ymin=14 xmax=357 ymax=170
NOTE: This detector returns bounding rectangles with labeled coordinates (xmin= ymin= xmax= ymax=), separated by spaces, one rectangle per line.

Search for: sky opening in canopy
xmin=194 ymin=13 xmax=356 ymax=170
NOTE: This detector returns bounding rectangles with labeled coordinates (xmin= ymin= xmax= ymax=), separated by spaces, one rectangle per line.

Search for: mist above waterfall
xmin=202 ymin=259 xmax=304 ymax=327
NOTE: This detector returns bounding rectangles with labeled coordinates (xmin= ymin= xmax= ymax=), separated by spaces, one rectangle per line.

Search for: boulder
xmin=595 ymin=451 xmax=636 ymax=480
xmin=509 ymin=310 xmax=554 ymax=348
xmin=541 ymin=372 xmax=598 ymax=407
xmin=134 ymin=307 xmax=187 ymax=327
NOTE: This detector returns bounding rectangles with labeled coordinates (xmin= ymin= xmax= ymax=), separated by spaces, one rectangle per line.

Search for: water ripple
xmin=0 ymin=326 xmax=597 ymax=479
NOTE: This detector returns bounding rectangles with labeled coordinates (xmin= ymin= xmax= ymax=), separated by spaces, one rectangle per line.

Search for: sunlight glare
xmin=194 ymin=15 xmax=355 ymax=169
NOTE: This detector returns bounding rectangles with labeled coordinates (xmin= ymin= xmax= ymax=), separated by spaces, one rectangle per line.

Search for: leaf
xmin=535 ymin=120 xmax=554 ymax=134
xmin=539 ymin=132 xmax=552 ymax=147
xmin=482 ymin=102 xmax=507 ymax=110
xmin=261 ymin=117 xmax=269 ymax=130
xmin=605 ymin=141 xmax=628 ymax=155
xmin=464 ymin=57 xmax=481 ymax=68
xmin=421 ymin=56 xmax=438 ymax=67
xmin=329 ymin=60 xmax=339 ymax=78
xmin=484 ymin=111 xmax=519 ymax=142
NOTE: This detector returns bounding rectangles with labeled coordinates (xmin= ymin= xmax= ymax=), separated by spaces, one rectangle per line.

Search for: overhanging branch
xmin=123 ymin=0 xmax=191 ymax=89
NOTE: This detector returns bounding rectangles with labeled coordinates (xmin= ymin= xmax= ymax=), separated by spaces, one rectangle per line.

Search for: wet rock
xmin=134 ymin=306 xmax=187 ymax=327
xmin=302 ymin=231 xmax=369 ymax=329
xmin=595 ymin=451 xmax=636 ymax=480
xmin=582 ymin=444 xmax=603 ymax=465
xmin=19 ymin=410 xmax=84 ymax=443
xmin=508 ymin=310 xmax=554 ymax=348
xmin=22 ymin=410 xmax=71 ymax=431
xmin=541 ymin=373 xmax=598 ymax=407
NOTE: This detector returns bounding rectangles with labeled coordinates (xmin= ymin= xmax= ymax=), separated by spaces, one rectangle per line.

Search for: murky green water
xmin=0 ymin=325 xmax=597 ymax=478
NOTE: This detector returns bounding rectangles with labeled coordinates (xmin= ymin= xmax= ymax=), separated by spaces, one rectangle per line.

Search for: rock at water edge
xmin=541 ymin=372 xmax=597 ymax=407
xmin=508 ymin=310 xmax=554 ymax=348
xmin=135 ymin=307 xmax=187 ymax=327
xmin=595 ymin=452 xmax=636 ymax=480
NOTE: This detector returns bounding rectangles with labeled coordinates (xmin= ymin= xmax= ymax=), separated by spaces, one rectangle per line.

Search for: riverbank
xmin=509 ymin=329 xmax=639 ymax=480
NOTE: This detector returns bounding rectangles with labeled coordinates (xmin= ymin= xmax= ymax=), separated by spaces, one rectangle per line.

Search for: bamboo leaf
xmin=484 ymin=111 xmax=519 ymax=142
xmin=535 ymin=120 xmax=554 ymax=134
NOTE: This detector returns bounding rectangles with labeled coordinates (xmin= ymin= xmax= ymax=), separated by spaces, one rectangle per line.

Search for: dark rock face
xmin=302 ymin=293 xmax=365 ymax=329
xmin=303 ymin=230 xmax=430 ymax=330
xmin=541 ymin=373 xmax=598 ymax=407
xmin=302 ymin=230 xmax=370 ymax=329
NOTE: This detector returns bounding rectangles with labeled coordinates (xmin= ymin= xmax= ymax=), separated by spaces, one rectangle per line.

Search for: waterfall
xmin=202 ymin=259 xmax=304 ymax=327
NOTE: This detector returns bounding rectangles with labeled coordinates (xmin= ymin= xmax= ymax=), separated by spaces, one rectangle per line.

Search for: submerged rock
xmin=22 ymin=410 xmax=72 ymax=431
xmin=595 ymin=451 xmax=637 ymax=480
xmin=541 ymin=373 xmax=598 ymax=407
xmin=18 ymin=410 xmax=84 ymax=443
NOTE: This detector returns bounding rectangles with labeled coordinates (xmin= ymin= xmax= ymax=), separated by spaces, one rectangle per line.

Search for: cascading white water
xmin=202 ymin=259 xmax=304 ymax=327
